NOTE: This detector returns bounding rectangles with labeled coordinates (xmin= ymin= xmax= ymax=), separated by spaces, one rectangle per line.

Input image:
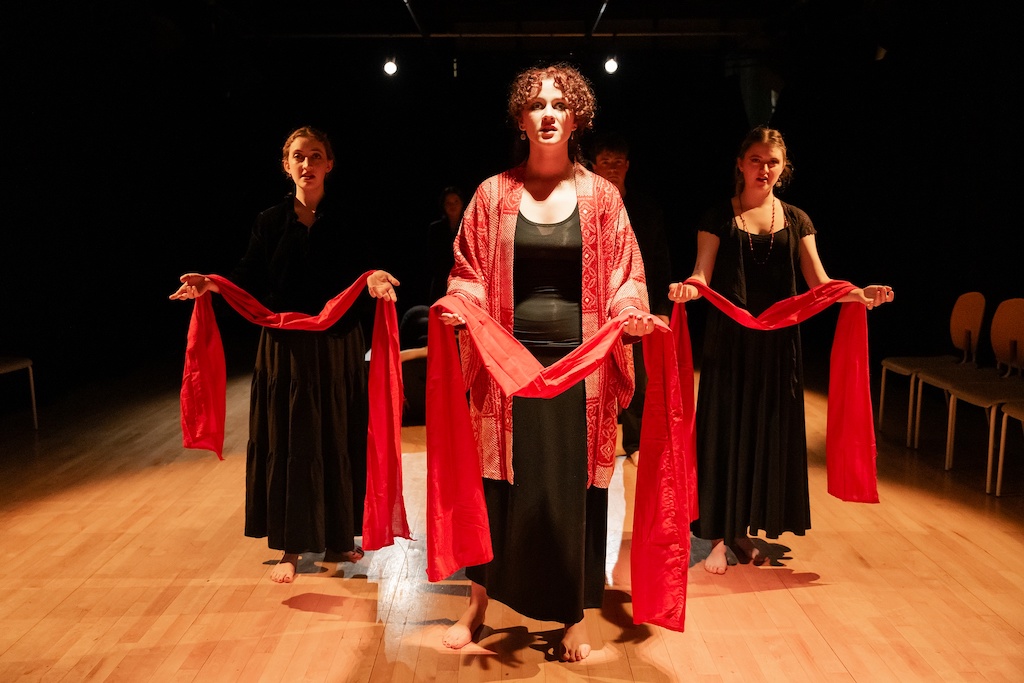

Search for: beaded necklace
xmin=737 ymin=196 xmax=775 ymax=265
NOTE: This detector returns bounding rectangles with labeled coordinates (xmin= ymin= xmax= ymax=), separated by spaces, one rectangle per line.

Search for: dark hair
xmin=735 ymin=126 xmax=794 ymax=193
xmin=281 ymin=126 xmax=334 ymax=176
xmin=590 ymin=131 xmax=629 ymax=160
xmin=438 ymin=185 xmax=463 ymax=210
xmin=507 ymin=62 xmax=596 ymax=163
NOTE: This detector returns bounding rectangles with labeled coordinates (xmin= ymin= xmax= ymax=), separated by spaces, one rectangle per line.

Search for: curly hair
xmin=734 ymin=126 xmax=794 ymax=193
xmin=507 ymin=63 xmax=596 ymax=131
xmin=507 ymin=63 xmax=596 ymax=162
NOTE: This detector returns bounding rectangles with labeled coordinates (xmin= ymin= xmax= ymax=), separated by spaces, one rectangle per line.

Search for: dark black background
xmin=2 ymin=1 xmax=1020 ymax=414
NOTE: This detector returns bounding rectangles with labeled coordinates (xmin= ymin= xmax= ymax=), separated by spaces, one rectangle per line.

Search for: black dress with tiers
xmin=230 ymin=193 xmax=371 ymax=557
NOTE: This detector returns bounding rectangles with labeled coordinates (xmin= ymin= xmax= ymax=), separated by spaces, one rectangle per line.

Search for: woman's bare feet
xmin=733 ymin=536 xmax=762 ymax=565
xmin=560 ymin=620 xmax=592 ymax=662
xmin=270 ymin=553 xmax=300 ymax=583
xmin=443 ymin=582 xmax=488 ymax=649
xmin=325 ymin=546 xmax=365 ymax=563
xmin=339 ymin=547 xmax=364 ymax=563
xmin=704 ymin=540 xmax=729 ymax=574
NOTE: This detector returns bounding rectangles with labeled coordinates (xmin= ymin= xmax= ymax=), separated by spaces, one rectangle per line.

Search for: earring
xmin=520 ymin=132 xmax=526 ymax=140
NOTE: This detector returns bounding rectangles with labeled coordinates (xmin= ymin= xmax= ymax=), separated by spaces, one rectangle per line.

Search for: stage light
xmin=384 ymin=58 xmax=398 ymax=76
xmin=604 ymin=56 xmax=618 ymax=74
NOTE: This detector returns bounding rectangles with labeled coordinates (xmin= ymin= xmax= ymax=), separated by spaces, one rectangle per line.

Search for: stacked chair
xmin=913 ymin=298 xmax=1024 ymax=493
xmin=878 ymin=292 xmax=986 ymax=447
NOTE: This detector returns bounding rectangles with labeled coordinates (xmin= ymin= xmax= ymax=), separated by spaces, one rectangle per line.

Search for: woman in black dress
xmin=170 ymin=126 xmax=399 ymax=583
xmin=669 ymin=127 xmax=893 ymax=574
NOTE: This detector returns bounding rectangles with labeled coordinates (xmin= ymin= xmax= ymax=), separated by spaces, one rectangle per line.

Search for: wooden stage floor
xmin=0 ymin=360 xmax=1022 ymax=682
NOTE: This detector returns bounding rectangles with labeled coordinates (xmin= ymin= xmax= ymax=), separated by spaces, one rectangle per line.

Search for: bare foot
xmin=325 ymin=546 xmax=365 ymax=563
xmin=339 ymin=547 xmax=364 ymax=563
xmin=270 ymin=553 xmax=300 ymax=583
xmin=704 ymin=541 xmax=729 ymax=575
xmin=733 ymin=536 xmax=762 ymax=565
xmin=610 ymin=535 xmax=632 ymax=588
xmin=560 ymin=620 xmax=592 ymax=662
xmin=443 ymin=582 xmax=488 ymax=649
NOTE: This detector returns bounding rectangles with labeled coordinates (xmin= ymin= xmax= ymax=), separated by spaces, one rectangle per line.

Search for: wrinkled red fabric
xmin=426 ymin=295 xmax=692 ymax=632
xmin=178 ymin=272 xmax=411 ymax=550
xmin=675 ymin=279 xmax=879 ymax=504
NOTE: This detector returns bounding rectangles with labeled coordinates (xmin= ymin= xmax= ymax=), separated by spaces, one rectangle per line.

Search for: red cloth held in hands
xmin=178 ymin=272 xmax=411 ymax=550
xmin=674 ymin=278 xmax=879 ymax=504
xmin=426 ymin=295 xmax=693 ymax=632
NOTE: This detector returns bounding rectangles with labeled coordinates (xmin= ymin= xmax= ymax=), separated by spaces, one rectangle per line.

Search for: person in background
xmin=170 ymin=126 xmax=399 ymax=583
xmin=395 ymin=186 xmax=465 ymax=425
xmin=438 ymin=63 xmax=654 ymax=661
xmin=668 ymin=126 xmax=893 ymax=574
xmin=591 ymin=132 xmax=673 ymax=465
xmin=427 ymin=186 xmax=466 ymax=305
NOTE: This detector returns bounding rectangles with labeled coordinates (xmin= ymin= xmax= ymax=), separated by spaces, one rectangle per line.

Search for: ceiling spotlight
xmin=604 ymin=56 xmax=618 ymax=74
xmin=384 ymin=58 xmax=398 ymax=76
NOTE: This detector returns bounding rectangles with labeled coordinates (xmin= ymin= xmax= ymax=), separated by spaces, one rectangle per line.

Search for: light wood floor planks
xmin=0 ymin=362 xmax=1022 ymax=682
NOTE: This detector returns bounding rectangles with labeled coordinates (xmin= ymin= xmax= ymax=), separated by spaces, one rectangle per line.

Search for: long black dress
xmin=465 ymin=207 xmax=608 ymax=625
xmin=691 ymin=200 xmax=817 ymax=543
xmin=230 ymin=193 xmax=370 ymax=556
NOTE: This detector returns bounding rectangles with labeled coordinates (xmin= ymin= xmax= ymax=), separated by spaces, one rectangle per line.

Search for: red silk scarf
xmin=178 ymin=272 xmax=411 ymax=550
xmin=674 ymin=278 xmax=879 ymax=504
xmin=426 ymin=295 xmax=694 ymax=632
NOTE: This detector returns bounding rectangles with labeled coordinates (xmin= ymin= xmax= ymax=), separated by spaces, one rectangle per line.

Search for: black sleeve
xmin=227 ymin=210 xmax=273 ymax=300
xmin=696 ymin=203 xmax=733 ymax=240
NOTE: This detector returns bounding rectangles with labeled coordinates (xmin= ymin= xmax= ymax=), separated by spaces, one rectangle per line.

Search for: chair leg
xmin=905 ymin=373 xmax=916 ymax=449
xmin=996 ymin=410 xmax=1009 ymax=496
xmin=27 ymin=365 xmax=38 ymax=430
xmin=914 ymin=377 xmax=924 ymax=449
xmin=945 ymin=395 xmax=957 ymax=470
xmin=986 ymin=406 xmax=998 ymax=494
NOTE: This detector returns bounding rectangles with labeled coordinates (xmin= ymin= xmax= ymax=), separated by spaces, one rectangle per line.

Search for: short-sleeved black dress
xmin=690 ymin=200 xmax=817 ymax=542
xmin=229 ymin=193 xmax=370 ymax=557
xmin=465 ymin=207 xmax=608 ymax=626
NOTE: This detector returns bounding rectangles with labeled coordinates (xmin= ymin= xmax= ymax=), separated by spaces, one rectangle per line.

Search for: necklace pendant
xmin=737 ymin=196 xmax=776 ymax=265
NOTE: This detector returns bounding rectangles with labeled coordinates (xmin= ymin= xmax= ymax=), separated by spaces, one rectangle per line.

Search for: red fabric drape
xmin=426 ymin=295 xmax=692 ymax=632
xmin=178 ymin=272 xmax=411 ymax=550
xmin=674 ymin=278 xmax=879 ymax=504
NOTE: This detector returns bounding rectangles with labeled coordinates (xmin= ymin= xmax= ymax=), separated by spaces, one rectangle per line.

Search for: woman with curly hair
xmin=436 ymin=63 xmax=655 ymax=661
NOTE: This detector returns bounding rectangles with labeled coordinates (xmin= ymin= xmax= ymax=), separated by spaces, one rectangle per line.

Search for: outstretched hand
xmin=859 ymin=284 xmax=895 ymax=310
xmin=668 ymin=281 xmax=701 ymax=303
xmin=366 ymin=270 xmax=400 ymax=301
xmin=169 ymin=273 xmax=219 ymax=300
xmin=623 ymin=310 xmax=656 ymax=337
xmin=439 ymin=312 xmax=466 ymax=327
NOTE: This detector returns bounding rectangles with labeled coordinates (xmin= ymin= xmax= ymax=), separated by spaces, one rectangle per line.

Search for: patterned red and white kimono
xmin=446 ymin=162 xmax=648 ymax=488
xmin=429 ymin=163 xmax=696 ymax=631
